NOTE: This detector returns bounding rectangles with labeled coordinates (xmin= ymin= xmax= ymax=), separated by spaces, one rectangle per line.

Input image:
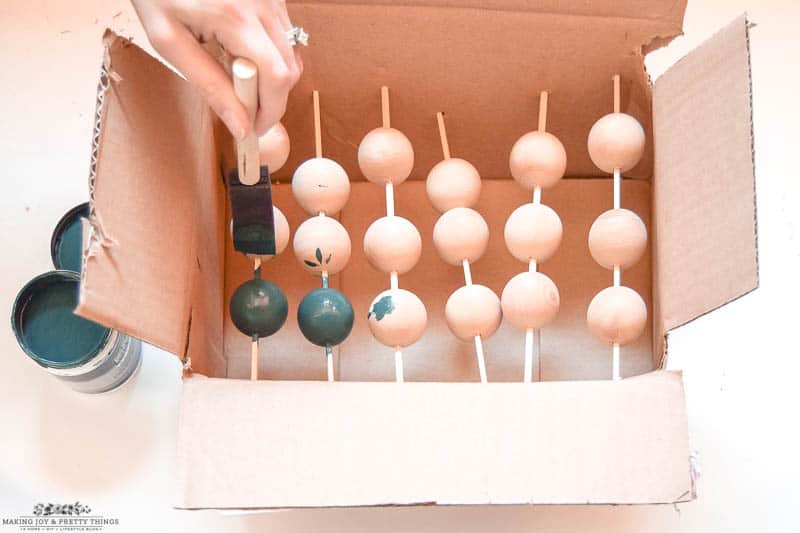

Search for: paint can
xmin=11 ymin=270 xmax=141 ymax=394
xmin=50 ymin=202 xmax=89 ymax=272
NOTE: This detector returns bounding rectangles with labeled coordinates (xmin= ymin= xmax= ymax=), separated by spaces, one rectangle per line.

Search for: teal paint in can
xmin=11 ymin=270 xmax=141 ymax=394
xmin=50 ymin=202 xmax=89 ymax=272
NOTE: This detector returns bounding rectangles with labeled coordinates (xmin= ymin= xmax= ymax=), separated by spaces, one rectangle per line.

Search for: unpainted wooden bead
xmin=292 ymin=157 xmax=351 ymax=216
xmin=509 ymin=131 xmax=567 ymax=190
xmin=432 ymin=207 xmax=490 ymax=266
xmin=587 ymin=113 xmax=645 ymax=173
xmin=588 ymin=208 xmax=647 ymax=269
xmin=293 ymin=216 xmax=351 ymax=276
xmin=426 ymin=158 xmax=481 ymax=213
xmin=587 ymin=285 xmax=647 ymax=345
xmin=357 ymin=127 xmax=414 ymax=186
xmin=230 ymin=206 xmax=291 ymax=262
xmin=504 ymin=203 xmax=563 ymax=264
xmin=363 ymin=216 xmax=422 ymax=274
xmin=445 ymin=284 xmax=502 ymax=341
xmin=258 ymin=122 xmax=291 ymax=173
xmin=367 ymin=288 xmax=427 ymax=348
xmin=501 ymin=271 xmax=560 ymax=330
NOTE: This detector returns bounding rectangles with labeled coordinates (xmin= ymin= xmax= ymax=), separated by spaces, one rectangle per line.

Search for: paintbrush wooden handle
xmin=232 ymin=58 xmax=260 ymax=186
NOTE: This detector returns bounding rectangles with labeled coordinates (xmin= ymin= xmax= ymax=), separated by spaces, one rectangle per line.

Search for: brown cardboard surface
xmin=652 ymin=15 xmax=757 ymax=337
xmin=175 ymin=370 xmax=692 ymax=509
xmin=280 ymin=1 xmax=683 ymax=183
xmin=76 ymin=35 xmax=225 ymax=376
xmin=224 ymin=179 xmax=654 ymax=382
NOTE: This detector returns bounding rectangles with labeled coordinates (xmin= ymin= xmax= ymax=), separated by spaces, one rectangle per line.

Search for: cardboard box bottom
xmin=175 ymin=370 xmax=692 ymax=509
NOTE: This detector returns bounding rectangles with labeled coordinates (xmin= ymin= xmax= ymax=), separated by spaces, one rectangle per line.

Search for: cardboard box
xmin=76 ymin=1 xmax=757 ymax=509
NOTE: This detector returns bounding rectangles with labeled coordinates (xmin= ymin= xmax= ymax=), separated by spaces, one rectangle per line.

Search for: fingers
xmin=146 ymin=19 xmax=249 ymax=140
xmin=219 ymin=20 xmax=299 ymax=135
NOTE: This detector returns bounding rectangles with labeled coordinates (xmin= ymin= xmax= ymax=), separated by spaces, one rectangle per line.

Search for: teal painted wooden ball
xmin=229 ymin=279 xmax=288 ymax=338
xmin=297 ymin=288 xmax=354 ymax=347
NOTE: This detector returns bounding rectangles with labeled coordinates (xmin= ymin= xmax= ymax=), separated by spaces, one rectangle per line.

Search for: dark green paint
xmin=12 ymin=271 xmax=110 ymax=368
xmin=229 ymin=278 xmax=288 ymax=338
xmin=50 ymin=203 xmax=89 ymax=272
xmin=297 ymin=288 xmax=354 ymax=347
xmin=367 ymin=295 xmax=395 ymax=321
xmin=315 ymin=247 xmax=323 ymax=263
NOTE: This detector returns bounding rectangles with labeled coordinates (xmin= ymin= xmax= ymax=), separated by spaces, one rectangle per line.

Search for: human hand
xmin=130 ymin=0 xmax=302 ymax=139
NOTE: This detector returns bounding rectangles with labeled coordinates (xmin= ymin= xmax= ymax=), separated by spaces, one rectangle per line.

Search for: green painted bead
xmin=229 ymin=279 xmax=288 ymax=338
xmin=297 ymin=288 xmax=354 ymax=347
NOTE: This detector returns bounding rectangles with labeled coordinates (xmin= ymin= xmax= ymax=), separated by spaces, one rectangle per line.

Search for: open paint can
xmin=50 ymin=202 xmax=89 ymax=272
xmin=11 ymin=270 xmax=141 ymax=394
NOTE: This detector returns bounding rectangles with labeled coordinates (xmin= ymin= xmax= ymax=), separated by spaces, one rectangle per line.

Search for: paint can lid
xmin=50 ymin=202 xmax=89 ymax=272
xmin=11 ymin=270 xmax=111 ymax=369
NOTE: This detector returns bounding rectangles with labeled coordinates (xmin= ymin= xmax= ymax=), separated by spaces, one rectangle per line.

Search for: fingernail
xmin=222 ymin=110 xmax=246 ymax=141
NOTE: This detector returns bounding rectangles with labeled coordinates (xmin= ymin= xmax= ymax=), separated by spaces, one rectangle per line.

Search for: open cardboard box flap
xmin=76 ymin=3 xmax=757 ymax=508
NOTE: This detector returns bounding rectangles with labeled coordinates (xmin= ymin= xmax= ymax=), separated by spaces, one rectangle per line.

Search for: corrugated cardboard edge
xmin=175 ymin=371 xmax=694 ymax=510
xmin=652 ymin=14 xmax=759 ymax=366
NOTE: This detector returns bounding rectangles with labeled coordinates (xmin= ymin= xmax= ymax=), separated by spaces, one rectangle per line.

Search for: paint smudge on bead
xmin=368 ymin=295 xmax=395 ymax=321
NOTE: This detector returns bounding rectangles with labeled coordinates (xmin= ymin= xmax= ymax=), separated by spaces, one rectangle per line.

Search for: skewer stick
xmin=533 ymin=185 xmax=542 ymax=205
xmin=436 ymin=112 xmax=451 ymax=160
xmin=612 ymin=343 xmax=621 ymax=381
xmin=613 ymin=74 xmax=621 ymax=114
xmin=385 ymin=182 xmax=395 ymax=217
xmin=232 ymin=58 xmax=260 ymax=186
xmin=250 ymin=336 xmax=259 ymax=381
xmin=538 ymin=91 xmax=548 ymax=132
xmin=474 ymin=336 xmax=487 ymax=384
xmin=381 ymin=86 xmax=391 ymax=128
xmin=612 ymin=74 xmax=622 ymax=381
xmin=390 ymin=271 xmax=399 ymax=290
xmin=313 ymin=90 xmax=322 ymax=159
xmin=462 ymin=259 xmax=473 ymax=286
xmin=326 ymin=345 xmax=335 ymax=382
xmin=394 ymin=349 xmax=404 ymax=383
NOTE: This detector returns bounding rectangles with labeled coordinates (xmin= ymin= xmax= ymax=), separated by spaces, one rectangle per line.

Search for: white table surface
xmin=1 ymin=1 xmax=798 ymax=531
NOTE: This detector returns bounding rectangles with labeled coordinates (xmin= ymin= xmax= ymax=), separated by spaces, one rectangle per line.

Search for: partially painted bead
xmin=367 ymin=289 xmax=427 ymax=348
xmin=229 ymin=278 xmax=288 ymax=338
xmin=293 ymin=216 xmax=351 ymax=276
xmin=297 ymin=288 xmax=354 ymax=347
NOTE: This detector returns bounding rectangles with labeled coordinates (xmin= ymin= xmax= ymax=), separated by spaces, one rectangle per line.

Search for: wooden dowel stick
xmin=613 ymin=266 xmax=621 ymax=287
xmin=253 ymin=257 xmax=262 ymax=273
xmin=613 ymin=75 xmax=621 ymax=114
xmin=462 ymin=259 xmax=473 ymax=286
xmin=250 ymin=337 xmax=259 ymax=381
xmin=528 ymin=259 xmax=537 ymax=273
xmin=533 ymin=186 xmax=542 ymax=205
xmin=612 ymin=342 xmax=621 ymax=381
xmin=381 ymin=86 xmax=391 ymax=128
xmin=390 ymin=271 xmax=399 ymax=290
xmin=538 ymin=91 xmax=548 ymax=132
xmin=313 ymin=90 xmax=322 ymax=158
xmin=232 ymin=58 xmax=260 ymax=186
xmin=326 ymin=346 xmax=334 ymax=382
xmin=436 ymin=112 xmax=451 ymax=160
xmin=394 ymin=349 xmax=404 ymax=383
xmin=474 ymin=336 xmax=487 ymax=383
xmin=613 ymin=168 xmax=621 ymax=209
xmin=385 ymin=182 xmax=395 ymax=217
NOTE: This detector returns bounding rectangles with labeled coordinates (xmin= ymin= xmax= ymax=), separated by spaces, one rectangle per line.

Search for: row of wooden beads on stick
xmin=227 ymin=58 xmax=292 ymax=381
xmin=359 ymin=87 xmax=427 ymax=383
xmin=502 ymin=91 xmax=566 ymax=382
xmin=291 ymin=90 xmax=355 ymax=381
xmin=586 ymin=75 xmax=648 ymax=381
xmin=427 ymin=112 xmax=500 ymax=383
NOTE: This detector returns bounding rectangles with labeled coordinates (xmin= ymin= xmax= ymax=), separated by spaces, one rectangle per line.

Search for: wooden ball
xmin=367 ymin=289 xmax=427 ymax=348
xmin=292 ymin=157 xmax=351 ymax=216
xmin=229 ymin=278 xmax=288 ymax=338
xmin=504 ymin=203 xmax=563 ymax=264
xmin=293 ymin=216 xmax=351 ymax=276
xmin=587 ymin=113 xmax=645 ymax=173
xmin=258 ymin=122 xmax=291 ymax=173
xmin=501 ymin=271 xmax=560 ymax=330
xmin=509 ymin=131 xmax=567 ymax=190
xmin=297 ymin=288 xmax=354 ymax=347
xmin=363 ymin=216 xmax=422 ymax=274
xmin=588 ymin=208 xmax=647 ymax=269
xmin=445 ymin=284 xmax=502 ymax=341
xmin=426 ymin=158 xmax=481 ymax=212
xmin=357 ymin=127 xmax=414 ymax=186
xmin=587 ymin=286 xmax=647 ymax=345
xmin=229 ymin=206 xmax=290 ymax=262
xmin=432 ymin=207 xmax=489 ymax=266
